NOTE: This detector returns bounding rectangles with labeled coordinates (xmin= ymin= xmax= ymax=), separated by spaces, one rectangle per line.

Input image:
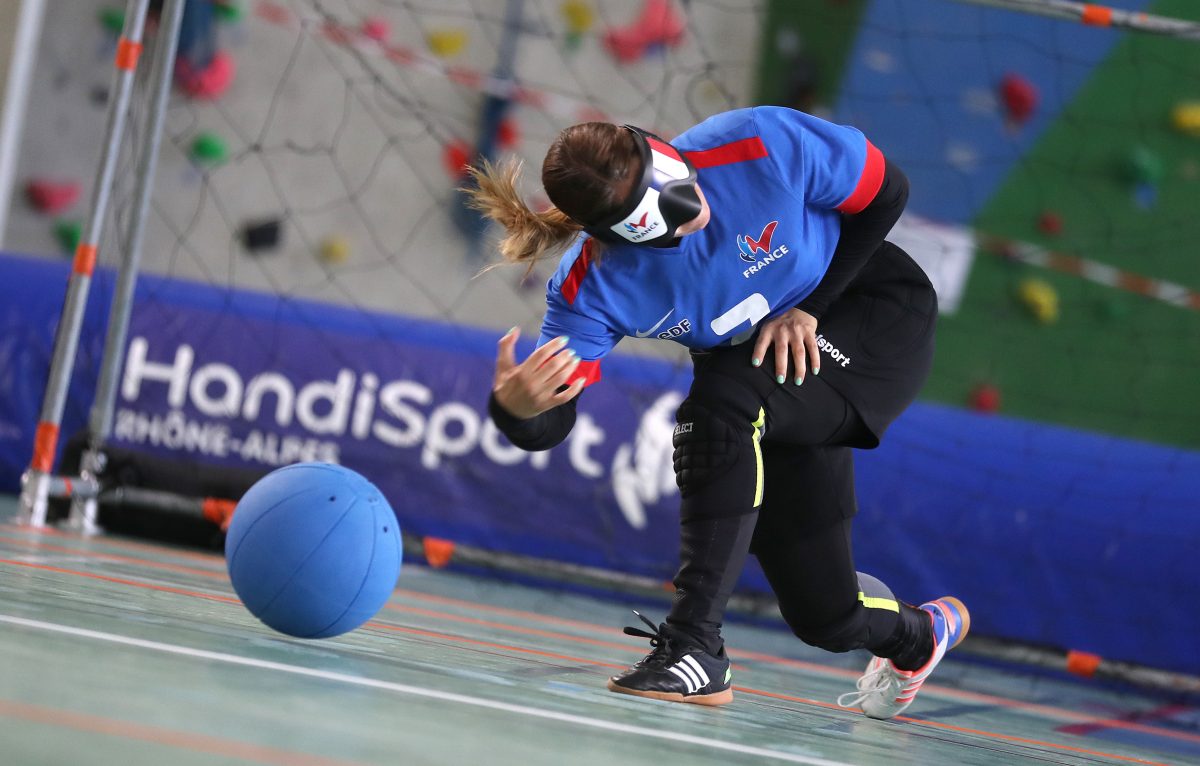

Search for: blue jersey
xmin=538 ymin=107 xmax=884 ymax=386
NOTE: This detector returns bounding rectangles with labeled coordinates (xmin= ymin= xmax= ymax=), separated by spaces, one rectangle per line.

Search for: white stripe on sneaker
xmin=674 ymin=660 xmax=703 ymax=691
xmin=668 ymin=665 xmax=698 ymax=693
xmin=681 ymin=655 xmax=711 ymax=686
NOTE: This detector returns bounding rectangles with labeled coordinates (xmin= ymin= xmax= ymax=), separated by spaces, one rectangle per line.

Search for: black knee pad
xmin=672 ymin=400 xmax=757 ymax=504
xmin=786 ymin=605 xmax=871 ymax=654
xmin=783 ymin=572 xmax=899 ymax=654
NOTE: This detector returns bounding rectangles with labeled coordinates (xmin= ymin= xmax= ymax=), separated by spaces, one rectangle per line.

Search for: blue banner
xmin=2 ymin=252 xmax=1197 ymax=674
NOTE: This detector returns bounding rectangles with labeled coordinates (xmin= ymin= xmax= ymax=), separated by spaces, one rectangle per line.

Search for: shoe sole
xmin=606 ymin=679 xmax=734 ymax=706
xmin=933 ymin=596 xmax=971 ymax=650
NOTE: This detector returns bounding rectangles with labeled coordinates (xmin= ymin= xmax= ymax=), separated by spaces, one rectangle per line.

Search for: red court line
xmin=4 ymin=522 xmax=226 ymax=565
xmin=395 ymin=586 xmax=623 ymax=633
xmin=0 ymin=556 xmax=1185 ymax=765
xmin=0 ymin=699 xmax=364 ymax=766
xmin=0 ymin=557 xmax=617 ymax=673
xmin=0 ymin=558 xmax=238 ymax=604
xmin=0 ymin=536 xmax=716 ymax=665
xmin=9 ymin=534 xmax=1200 ymax=747
xmin=742 ymin=690 xmax=1172 ymax=766
xmin=389 ymin=587 xmax=1200 ymax=748
xmin=1058 ymin=703 xmax=1194 ymax=737
xmin=367 ymin=622 xmax=625 ymax=669
xmin=0 ymin=534 xmax=228 ymax=580
xmin=395 ymin=587 xmax=860 ymax=676
xmin=389 ymin=604 xmax=651 ymax=657
xmin=5 ymin=535 xmax=1200 ymax=750
xmin=897 ymin=717 xmax=1172 ymax=766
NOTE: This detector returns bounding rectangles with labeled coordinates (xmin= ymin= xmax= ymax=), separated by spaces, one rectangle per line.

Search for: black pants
xmin=667 ymin=242 xmax=938 ymax=659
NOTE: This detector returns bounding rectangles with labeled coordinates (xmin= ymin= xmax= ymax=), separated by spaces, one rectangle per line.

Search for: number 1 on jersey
xmin=710 ymin=293 xmax=770 ymax=337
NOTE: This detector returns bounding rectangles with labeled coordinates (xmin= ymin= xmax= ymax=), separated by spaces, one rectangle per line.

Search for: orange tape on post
xmin=1066 ymin=649 xmax=1103 ymax=678
xmin=422 ymin=537 xmax=455 ymax=568
xmin=31 ymin=422 xmax=60 ymax=473
xmin=72 ymin=243 xmax=97 ymax=275
xmin=114 ymin=38 xmax=144 ymax=71
xmin=202 ymin=498 xmax=237 ymax=531
xmin=1080 ymin=4 xmax=1114 ymax=26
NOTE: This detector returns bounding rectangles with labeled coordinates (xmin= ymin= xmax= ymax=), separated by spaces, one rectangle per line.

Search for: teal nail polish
xmin=814 ymin=368 xmax=820 ymax=376
xmin=752 ymin=358 xmax=761 ymax=367
xmin=794 ymin=377 xmax=803 ymax=386
xmin=776 ymin=374 xmax=785 ymax=384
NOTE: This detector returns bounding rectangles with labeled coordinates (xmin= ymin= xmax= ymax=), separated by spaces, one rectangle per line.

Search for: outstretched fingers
xmin=495 ymin=327 xmax=520 ymax=376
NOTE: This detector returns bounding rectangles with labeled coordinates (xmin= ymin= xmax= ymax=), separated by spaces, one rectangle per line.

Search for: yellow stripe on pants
xmin=858 ymin=591 xmax=900 ymax=613
xmin=751 ymin=408 xmax=765 ymax=507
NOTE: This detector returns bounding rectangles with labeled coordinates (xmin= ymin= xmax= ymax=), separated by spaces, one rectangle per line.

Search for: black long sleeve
xmin=487 ymin=392 xmax=579 ymax=451
xmin=796 ymin=158 xmax=909 ymax=319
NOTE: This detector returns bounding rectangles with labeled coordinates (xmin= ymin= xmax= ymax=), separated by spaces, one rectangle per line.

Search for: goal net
xmin=5 ymin=0 xmax=1199 ymax=679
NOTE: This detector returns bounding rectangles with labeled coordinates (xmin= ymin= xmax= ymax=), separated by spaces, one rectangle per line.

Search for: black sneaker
xmin=606 ymin=611 xmax=733 ymax=706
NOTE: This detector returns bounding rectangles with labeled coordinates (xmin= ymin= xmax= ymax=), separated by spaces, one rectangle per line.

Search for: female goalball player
xmin=467 ymin=107 xmax=968 ymax=718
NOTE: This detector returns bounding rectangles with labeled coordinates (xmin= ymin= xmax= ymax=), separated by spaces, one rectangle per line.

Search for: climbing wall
xmin=760 ymin=0 xmax=1200 ymax=448
xmin=6 ymin=0 xmax=762 ymax=350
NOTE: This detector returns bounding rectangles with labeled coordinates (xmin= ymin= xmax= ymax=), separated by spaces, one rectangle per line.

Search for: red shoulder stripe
xmin=645 ymin=136 xmax=684 ymax=162
xmin=684 ymin=137 xmax=768 ymax=169
xmin=836 ymin=140 xmax=885 ymax=214
xmin=561 ymin=239 xmax=593 ymax=305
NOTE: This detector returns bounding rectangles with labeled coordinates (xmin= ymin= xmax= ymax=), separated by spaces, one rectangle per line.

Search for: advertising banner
xmin=2 ymin=252 xmax=1198 ymax=673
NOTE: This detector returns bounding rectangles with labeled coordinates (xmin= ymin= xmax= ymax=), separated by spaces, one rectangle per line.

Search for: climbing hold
xmin=992 ymin=238 xmax=1022 ymax=262
xmin=1170 ymin=102 xmax=1200 ymax=137
xmin=89 ymin=85 xmax=109 ymax=108
xmin=427 ymin=29 xmax=468 ymax=58
xmin=496 ymin=117 xmax=520 ymax=150
xmin=361 ymin=16 xmax=390 ymax=42
xmin=1016 ymin=277 xmax=1058 ymax=323
xmin=999 ymin=73 xmax=1038 ymax=126
xmin=26 ymin=179 xmax=81 ymax=215
xmin=1098 ymin=296 xmax=1129 ymax=321
xmin=189 ymin=131 xmax=228 ymax=166
xmin=319 ymin=236 xmax=350 ymax=264
xmin=1133 ymin=182 xmax=1158 ymax=210
xmin=1036 ymin=210 xmax=1062 ymax=237
xmin=562 ymin=0 xmax=594 ymax=34
xmin=562 ymin=0 xmax=593 ymax=49
xmin=1125 ymin=145 xmax=1164 ymax=187
xmin=442 ymin=138 xmax=473 ymax=180
xmin=54 ymin=220 xmax=83 ymax=255
xmin=240 ymin=218 xmax=283 ymax=253
xmin=213 ymin=1 xmax=244 ymax=23
xmin=98 ymin=7 xmax=125 ymax=35
xmin=176 ymin=50 xmax=236 ymax=100
xmin=968 ymin=383 xmax=1001 ymax=414
xmin=604 ymin=0 xmax=685 ymax=64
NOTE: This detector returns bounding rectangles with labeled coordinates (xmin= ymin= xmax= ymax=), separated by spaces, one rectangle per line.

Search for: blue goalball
xmin=225 ymin=462 xmax=402 ymax=638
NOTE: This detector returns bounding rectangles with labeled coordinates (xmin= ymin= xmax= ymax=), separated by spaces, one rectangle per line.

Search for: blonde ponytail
xmin=464 ymin=158 xmax=583 ymax=275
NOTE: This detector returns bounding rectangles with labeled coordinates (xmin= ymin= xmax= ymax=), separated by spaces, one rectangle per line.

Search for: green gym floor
xmin=0 ymin=496 xmax=1196 ymax=766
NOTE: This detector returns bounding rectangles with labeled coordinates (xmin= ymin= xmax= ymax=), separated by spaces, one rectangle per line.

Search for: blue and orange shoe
xmin=837 ymin=597 xmax=970 ymax=720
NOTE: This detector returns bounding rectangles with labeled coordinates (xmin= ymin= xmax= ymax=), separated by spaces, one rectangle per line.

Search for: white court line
xmin=0 ymin=614 xmax=853 ymax=766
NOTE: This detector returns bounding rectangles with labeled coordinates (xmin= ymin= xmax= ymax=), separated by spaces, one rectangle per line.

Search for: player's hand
xmin=751 ymin=308 xmax=820 ymax=385
xmin=493 ymin=329 xmax=586 ymax=419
